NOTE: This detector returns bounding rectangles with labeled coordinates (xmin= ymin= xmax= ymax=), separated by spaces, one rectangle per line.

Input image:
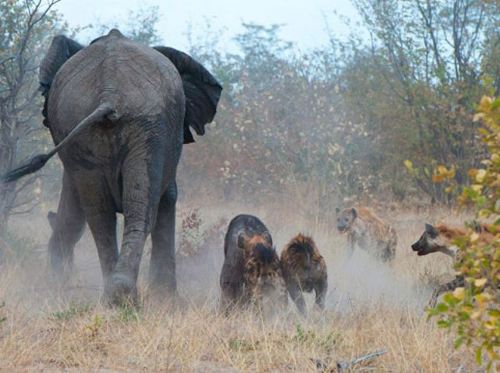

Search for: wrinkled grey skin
xmin=11 ymin=29 xmax=222 ymax=304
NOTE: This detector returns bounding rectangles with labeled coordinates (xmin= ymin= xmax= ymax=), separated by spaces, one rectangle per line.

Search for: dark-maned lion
xmin=280 ymin=234 xmax=327 ymax=315
xmin=411 ymin=222 xmax=494 ymax=306
xmin=336 ymin=207 xmax=397 ymax=262
xmin=220 ymin=214 xmax=287 ymax=314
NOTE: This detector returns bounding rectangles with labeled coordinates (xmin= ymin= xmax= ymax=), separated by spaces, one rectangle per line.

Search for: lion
xmin=280 ymin=234 xmax=327 ymax=315
xmin=411 ymin=222 xmax=494 ymax=306
xmin=336 ymin=207 xmax=397 ymax=262
xmin=220 ymin=214 xmax=287 ymax=315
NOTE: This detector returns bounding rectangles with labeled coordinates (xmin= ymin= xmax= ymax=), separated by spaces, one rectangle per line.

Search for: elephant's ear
xmin=153 ymin=46 xmax=222 ymax=144
xmin=39 ymin=35 xmax=84 ymax=95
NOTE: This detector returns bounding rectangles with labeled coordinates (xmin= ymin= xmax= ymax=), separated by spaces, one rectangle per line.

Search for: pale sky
xmin=55 ymin=0 xmax=362 ymax=51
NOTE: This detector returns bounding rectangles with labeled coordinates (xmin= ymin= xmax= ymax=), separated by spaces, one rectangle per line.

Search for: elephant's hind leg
xmin=110 ymin=154 xmax=165 ymax=305
xmin=74 ymin=173 xmax=119 ymax=298
xmin=149 ymin=182 xmax=177 ymax=296
xmin=48 ymin=171 xmax=85 ymax=277
xmin=86 ymin=209 xmax=119 ymax=299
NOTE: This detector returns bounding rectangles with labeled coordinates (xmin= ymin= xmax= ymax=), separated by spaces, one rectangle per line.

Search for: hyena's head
xmin=411 ymin=223 xmax=446 ymax=256
xmin=336 ymin=207 xmax=357 ymax=233
xmin=239 ymin=233 xmax=283 ymax=296
xmin=284 ymin=234 xmax=320 ymax=272
xmin=249 ymin=243 xmax=282 ymax=293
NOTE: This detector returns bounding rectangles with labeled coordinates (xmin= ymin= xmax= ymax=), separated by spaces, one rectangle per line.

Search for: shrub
xmin=429 ymin=96 xmax=500 ymax=369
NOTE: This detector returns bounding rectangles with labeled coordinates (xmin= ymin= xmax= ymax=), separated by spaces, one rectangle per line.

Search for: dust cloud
xmin=0 ymin=201 xmax=450 ymax=316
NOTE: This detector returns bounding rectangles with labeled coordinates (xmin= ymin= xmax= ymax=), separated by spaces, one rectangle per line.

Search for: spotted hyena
xmin=336 ymin=207 xmax=397 ymax=262
xmin=219 ymin=214 xmax=287 ymax=314
xmin=411 ymin=222 xmax=493 ymax=306
xmin=280 ymin=234 xmax=327 ymax=315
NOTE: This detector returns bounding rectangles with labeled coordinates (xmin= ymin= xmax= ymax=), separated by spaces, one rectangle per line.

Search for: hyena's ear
xmin=262 ymin=231 xmax=273 ymax=246
xmin=351 ymin=207 xmax=357 ymax=218
xmin=237 ymin=233 xmax=246 ymax=249
xmin=425 ymin=223 xmax=438 ymax=237
xmin=335 ymin=207 xmax=340 ymax=214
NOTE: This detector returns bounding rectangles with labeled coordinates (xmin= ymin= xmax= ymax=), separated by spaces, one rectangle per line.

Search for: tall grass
xmin=0 ymin=198 xmax=476 ymax=371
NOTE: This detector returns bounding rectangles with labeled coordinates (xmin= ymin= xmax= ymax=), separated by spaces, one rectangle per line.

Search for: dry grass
xmin=0 ymin=199 xmax=480 ymax=372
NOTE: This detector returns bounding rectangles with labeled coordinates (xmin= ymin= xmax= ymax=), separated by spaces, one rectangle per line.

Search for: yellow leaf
xmin=471 ymin=184 xmax=483 ymax=192
xmin=476 ymin=169 xmax=487 ymax=182
xmin=474 ymin=278 xmax=487 ymax=287
xmin=470 ymin=233 xmax=480 ymax=243
xmin=432 ymin=174 xmax=445 ymax=183
xmin=437 ymin=165 xmax=447 ymax=174
xmin=484 ymin=321 xmax=495 ymax=330
xmin=475 ymin=292 xmax=493 ymax=306
xmin=479 ymin=96 xmax=492 ymax=108
xmin=468 ymin=168 xmax=478 ymax=177
xmin=471 ymin=311 xmax=482 ymax=319
xmin=453 ymin=287 xmax=465 ymax=300
xmin=403 ymin=160 xmax=413 ymax=171
xmin=473 ymin=113 xmax=485 ymax=122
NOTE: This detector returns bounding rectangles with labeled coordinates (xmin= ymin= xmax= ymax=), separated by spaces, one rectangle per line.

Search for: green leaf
xmin=437 ymin=319 xmax=452 ymax=328
xmin=454 ymin=336 xmax=464 ymax=349
xmin=475 ymin=347 xmax=482 ymax=364
xmin=491 ymin=98 xmax=500 ymax=110
xmin=434 ymin=303 xmax=449 ymax=313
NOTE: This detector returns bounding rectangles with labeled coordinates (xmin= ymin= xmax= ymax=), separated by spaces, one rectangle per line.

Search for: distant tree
xmin=124 ymin=5 xmax=162 ymax=45
xmin=0 ymin=0 xmax=63 ymax=234
xmin=341 ymin=0 xmax=500 ymax=203
xmin=89 ymin=5 xmax=162 ymax=45
xmin=179 ymin=22 xmax=351 ymax=210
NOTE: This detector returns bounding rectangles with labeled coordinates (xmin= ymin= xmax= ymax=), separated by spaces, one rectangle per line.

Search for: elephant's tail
xmin=1 ymin=103 xmax=115 ymax=183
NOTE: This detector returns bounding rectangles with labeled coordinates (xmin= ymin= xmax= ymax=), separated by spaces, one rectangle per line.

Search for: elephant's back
xmin=48 ymin=30 xmax=184 ymax=142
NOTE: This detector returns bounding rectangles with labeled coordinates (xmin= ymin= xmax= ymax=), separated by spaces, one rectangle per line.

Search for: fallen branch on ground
xmin=312 ymin=349 xmax=387 ymax=372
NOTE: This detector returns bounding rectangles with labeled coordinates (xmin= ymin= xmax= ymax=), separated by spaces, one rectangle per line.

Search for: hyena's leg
xmin=346 ymin=233 xmax=357 ymax=259
xmin=314 ymin=277 xmax=328 ymax=310
xmin=428 ymin=276 xmax=465 ymax=308
xmin=382 ymin=228 xmax=397 ymax=262
xmin=219 ymin=285 xmax=237 ymax=315
xmin=48 ymin=171 xmax=85 ymax=276
xmin=288 ymin=282 xmax=307 ymax=316
xmin=220 ymin=258 xmax=244 ymax=313
xmin=381 ymin=242 xmax=396 ymax=262
xmin=280 ymin=280 xmax=289 ymax=312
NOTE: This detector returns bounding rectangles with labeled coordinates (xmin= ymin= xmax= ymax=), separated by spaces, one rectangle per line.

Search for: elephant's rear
xmin=48 ymin=30 xmax=184 ymax=171
xmin=47 ymin=30 xmax=185 ymax=214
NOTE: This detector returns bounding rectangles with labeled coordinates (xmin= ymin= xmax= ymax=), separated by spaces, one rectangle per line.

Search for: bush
xmin=430 ymin=96 xmax=500 ymax=369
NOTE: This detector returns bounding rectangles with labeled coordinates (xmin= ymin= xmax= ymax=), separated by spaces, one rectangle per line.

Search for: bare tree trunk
xmin=0 ymin=115 xmax=15 ymax=235
xmin=0 ymin=0 xmax=61 ymax=237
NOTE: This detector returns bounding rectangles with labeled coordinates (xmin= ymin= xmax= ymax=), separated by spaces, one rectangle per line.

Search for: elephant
xmin=2 ymin=29 xmax=222 ymax=304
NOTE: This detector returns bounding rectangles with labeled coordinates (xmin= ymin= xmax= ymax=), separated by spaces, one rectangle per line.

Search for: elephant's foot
xmin=105 ymin=273 xmax=138 ymax=307
xmin=149 ymin=276 xmax=177 ymax=297
xmin=48 ymin=261 xmax=73 ymax=288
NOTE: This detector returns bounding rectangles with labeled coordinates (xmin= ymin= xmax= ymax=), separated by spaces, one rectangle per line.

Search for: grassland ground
xmin=0 ymin=199 xmax=480 ymax=372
